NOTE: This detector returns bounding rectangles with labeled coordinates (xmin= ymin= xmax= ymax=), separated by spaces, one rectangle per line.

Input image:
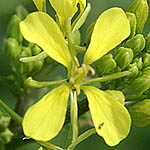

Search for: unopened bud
xmin=128 ymin=0 xmax=149 ymax=33
xmin=144 ymin=32 xmax=150 ymax=53
xmin=126 ymin=12 xmax=137 ymax=38
xmin=114 ymin=47 xmax=133 ymax=70
xmin=95 ymin=54 xmax=116 ymax=76
xmin=142 ymin=53 xmax=150 ymax=68
xmin=124 ymin=34 xmax=145 ymax=53
xmin=6 ymin=15 xmax=23 ymax=44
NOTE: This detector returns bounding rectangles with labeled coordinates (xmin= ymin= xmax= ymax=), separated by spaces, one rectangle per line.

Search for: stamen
xmin=74 ymin=84 xmax=81 ymax=95
xmin=74 ymin=56 xmax=80 ymax=67
xmin=87 ymin=65 xmax=95 ymax=75
xmin=82 ymin=64 xmax=88 ymax=76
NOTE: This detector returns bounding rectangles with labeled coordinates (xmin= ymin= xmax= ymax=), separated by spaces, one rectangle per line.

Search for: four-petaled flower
xmin=20 ymin=0 xmax=131 ymax=146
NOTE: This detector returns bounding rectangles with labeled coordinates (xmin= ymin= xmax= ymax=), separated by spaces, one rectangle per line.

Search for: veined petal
xmin=49 ymin=0 xmax=78 ymax=25
xmin=33 ymin=0 xmax=44 ymax=11
xmin=84 ymin=7 xmax=130 ymax=65
xmin=81 ymin=86 xmax=131 ymax=146
xmin=20 ymin=12 xmax=71 ymax=69
xmin=23 ymin=84 xmax=70 ymax=141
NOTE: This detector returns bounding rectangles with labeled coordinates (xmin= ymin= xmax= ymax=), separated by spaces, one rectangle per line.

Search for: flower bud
xmin=142 ymin=53 xmax=150 ymax=68
xmin=144 ymin=32 xmax=150 ymax=53
xmin=3 ymin=38 xmax=21 ymax=64
xmin=130 ymin=74 xmax=150 ymax=95
xmin=128 ymin=0 xmax=149 ymax=33
xmin=31 ymin=45 xmax=42 ymax=56
xmin=142 ymin=66 xmax=150 ymax=75
xmin=16 ymin=5 xmax=28 ymax=20
xmin=133 ymin=57 xmax=143 ymax=70
xmin=95 ymin=54 xmax=116 ymax=76
xmin=124 ymin=34 xmax=145 ymax=53
xmin=19 ymin=47 xmax=33 ymax=75
xmin=6 ymin=15 xmax=23 ymax=44
xmin=129 ymin=99 xmax=150 ymax=127
xmin=114 ymin=47 xmax=133 ymax=70
xmin=128 ymin=63 xmax=139 ymax=78
xmin=126 ymin=12 xmax=136 ymax=38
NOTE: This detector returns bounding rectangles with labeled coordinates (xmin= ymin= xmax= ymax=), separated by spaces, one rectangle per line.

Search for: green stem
xmin=0 ymin=99 xmax=22 ymax=125
xmin=37 ymin=141 xmax=64 ymax=150
xmin=65 ymin=18 xmax=76 ymax=57
xmin=126 ymin=95 xmax=149 ymax=101
xmin=25 ymin=77 xmax=67 ymax=88
xmin=70 ymin=91 xmax=78 ymax=143
xmin=67 ymin=128 xmax=96 ymax=150
xmin=20 ymin=51 xmax=48 ymax=63
xmin=82 ymin=71 xmax=132 ymax=85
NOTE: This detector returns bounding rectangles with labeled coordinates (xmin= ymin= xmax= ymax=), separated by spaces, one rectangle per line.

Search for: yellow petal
xmin=81 ymin=86 xmax=131 ymax=146
xmin=84 ymin=7 xmax=130 ymax=65
xmin=33 ymin=0 xmax=44 ymax=11
xmin=49 ymin=0 xmax=78 ymax=26
xmin=105 ymin=90 xmax=125 ymax=104
xmin=20 ymin=12 xmax=71 ymax=69
xmin=23 ymin=84 xmax=70 ymax=141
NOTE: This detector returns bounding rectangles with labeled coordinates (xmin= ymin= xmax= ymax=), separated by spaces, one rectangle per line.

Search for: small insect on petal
xmin=98 ymin=122 xmax=104 ymax=129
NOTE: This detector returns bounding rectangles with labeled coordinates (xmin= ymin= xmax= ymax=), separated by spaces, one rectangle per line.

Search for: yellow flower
xmin=20 ymin=7 xmax=131 ymax=146
xmin=33 ymin=0 xmax=45 ymax=11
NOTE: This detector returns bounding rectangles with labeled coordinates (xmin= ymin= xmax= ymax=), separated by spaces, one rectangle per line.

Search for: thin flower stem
xmin=82 ymin=70 xmax=132 ymax=85
xmin=67 ymin=128 xmax=96 ymax=150
xmin=37 ymin=141 xmax=64 ymax=150
xmin=24 ymin=77 xmax=67 ymax=88
xmin=0 ymin=99 xmax=22 ymax=125
xmin=70 ymin=91 xmax=78 ymax=143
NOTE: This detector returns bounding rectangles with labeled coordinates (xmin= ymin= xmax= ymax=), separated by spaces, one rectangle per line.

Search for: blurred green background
xmin=0 ymin=0 xmax=150 ymax=150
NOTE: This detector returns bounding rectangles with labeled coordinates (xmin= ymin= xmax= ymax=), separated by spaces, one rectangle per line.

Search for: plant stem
xmin=82 ymin=71 xmax=132 ymax=85
xmin=0 ymin=99 xmax=22 ymax=125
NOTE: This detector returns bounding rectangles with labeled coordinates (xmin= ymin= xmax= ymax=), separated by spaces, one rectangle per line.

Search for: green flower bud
xmin=130 ymin=74 xmax=150 ymax=95
xmin=144 ymin=32 xmax=150 ymax=53
xmin=129 ymin=99 xmax=150 ymax=127
xmin=142 ymin=53 xmax=150 ymax=68
xmin=31 ymin=45 xmax=42 ymax=56
xmin=126 ymin=12 xmax=137 ymax=38
xmin=86 ymin=21 xmax=95 ymax=47
xmin=128 ymin=0 xmax=149 ymax=33
xmin=3 ymin=38 xmax=21 ymax=63
xmin=128 ymin=63 xmax=139 ymax=78
xmin=16 ymin=5 xmax=28 ymax=20
xmin=142 ymin=66 xmax=150 ymax=75
xmin=73 ymin=30 xmax=81 ymax=46
xmin=19 ymin=47 xmax=33 ymax=75
xmin=6 ymin=15 xmax=23 ymax=44
xmin=124 ymin=34 xmax=145 ymax=53
xmin=95 ymin=54 xmax=116 ymax=76
xmin=114 ymin=47 xmax=133 ymax=70
xmin=133 ymin=57 xmax=143 ymax=70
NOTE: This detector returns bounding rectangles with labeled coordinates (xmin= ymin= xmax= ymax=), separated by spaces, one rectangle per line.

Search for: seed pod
xmin=142 ymin=53 xmax=150 ymax=68
xmin=86 ymin=21 xmax=95 ymax=47
xmin=124 ymin=34 xmax=145 ymax=53
xmin=144 ymin=32 xmax=150 ymax=53
xmin=3 ymin=38 xmax=21 ymax=64
xmin=114 ymin=47 xmax=133 ymax=70
xmin=95 ymin=54 xmax=116 ymax=76
xmin=129 ymin=99 xmax=150 ymax=127
xmin=128 ymin=0 xmax=149 ymax=33
xmin=126 ymin=12 xmax=137 ymax=38
xmin=130 ymin=74 xmax=150 ymax=95
xmin=6 ymin=15 xmax=23 ymax=44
